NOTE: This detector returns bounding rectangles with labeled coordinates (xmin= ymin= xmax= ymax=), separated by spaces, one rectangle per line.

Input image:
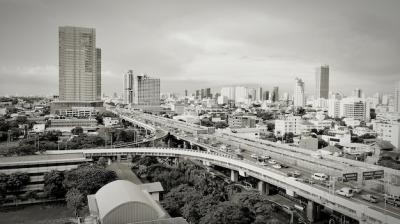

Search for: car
xmin=335 ymin=187 xmax=354 ymax=198
xmin=303 ymin=178 xmax=315 ymax=184
xmin=258 ymin=161 xmax=268 ymax=166
xmin=311 ymin=173 xmax=328 ymax=181
xmin=280 ymin=164 xmax=289 ymax=168
xmin=286 ymin=172 xmax=293 ymax=177
xmin=352 ymin=187 xmax=362 ymax=194
xmin=268 ymin=159 xmax=277 ymax=164
xmin=385 ymin=197 xmax=400 ymax=207
xmin=251 ymin=154 xmax=258 ymax=159
xmin=361 ymin=194 xmax=378 ymax=203
xmin=293 ymin=171 xmax=301 ymax=177
xmin=272 ymin=164 xmax=282 ymax=169
xmin=260 ymin=154 xmax=271 ymax=160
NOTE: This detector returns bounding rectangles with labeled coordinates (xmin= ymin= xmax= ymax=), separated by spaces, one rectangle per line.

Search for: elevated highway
xmin=46 ymin=147 xmax=400 ymax=224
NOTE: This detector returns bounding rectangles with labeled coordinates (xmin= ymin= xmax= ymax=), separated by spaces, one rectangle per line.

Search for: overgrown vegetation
xmin=135 ymin=158 xmax=286 ymax=224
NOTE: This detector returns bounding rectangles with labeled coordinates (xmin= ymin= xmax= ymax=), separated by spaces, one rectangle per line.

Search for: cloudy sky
xmin=0 ymin=0 xmax=399 ymax=97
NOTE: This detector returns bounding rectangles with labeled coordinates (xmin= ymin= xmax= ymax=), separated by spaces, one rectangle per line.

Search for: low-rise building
xmin=50 ymin=118 xmax=98 ymax=127
xmin=374 ymin=122 xmax=400 ymax=149
xmin=228 ymin=114 xmax=257 ymax=128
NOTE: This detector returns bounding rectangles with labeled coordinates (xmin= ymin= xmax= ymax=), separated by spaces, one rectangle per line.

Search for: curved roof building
xmin=88 ymin=180 xmax=171 ymax=224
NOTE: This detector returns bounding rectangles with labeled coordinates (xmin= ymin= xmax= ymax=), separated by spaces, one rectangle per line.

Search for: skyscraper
xmin=221 ymin=87 xmax=235 ymax=101
xmin=123 ymin=70 xmax=134 ymax=104
xmin=293 ymin=78 xmax=305 ymax=107
xmin=59 ymin=26 xmax=101 ymax=102
xmin=352 ymin=88 xmax=363 ymax=98
xmin=123 ymin=71 xmax=160 ymax=106
xmin=271 ymin=86 xmax=279 ymax=102
xmin=256 ymin=87 xmax=263 ymax=101
xmin=395 ymin=81 xmax=400 ymax=112
xmin=263 ymin=91 xmax=269 ymax=101
xmin=315 ymin=65 xmax=329 ymax=99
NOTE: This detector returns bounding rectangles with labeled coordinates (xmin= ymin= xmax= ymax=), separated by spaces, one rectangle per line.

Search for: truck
xmin=335 ymin=187 xmax=354 ymax=198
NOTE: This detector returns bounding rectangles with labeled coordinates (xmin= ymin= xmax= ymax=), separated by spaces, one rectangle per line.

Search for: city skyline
xmin=0 ymin=0 xmax=400 ymax=96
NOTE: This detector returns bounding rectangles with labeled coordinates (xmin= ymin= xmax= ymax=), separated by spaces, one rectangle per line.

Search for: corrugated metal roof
xmin=140 ymin=182 xmax=164 ymax=193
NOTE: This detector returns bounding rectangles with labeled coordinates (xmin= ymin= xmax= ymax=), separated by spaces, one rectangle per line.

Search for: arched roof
xmin=94 ymin=180 xmax=166 ymax=220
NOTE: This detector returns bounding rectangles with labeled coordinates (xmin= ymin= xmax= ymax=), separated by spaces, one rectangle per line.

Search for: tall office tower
xmin=96 ymin=48 xmax=101 ymax=99
xmin=184 ymin=90 xmax=188 ymax=97
xmin=315 ymin=65 xmax=329 ymax=99
xmin=340 ymin=98 xmax=370 ymax=121
xmin=263 ymin=91 xmax=269 ymax=101
xmin=372 ymin=92 xmax=382 ymax=107
xmin=256 ymin=87 xmax=263 ymax=101
xmin=395 ymin=81 xmax=400 ymax=112
xmin=132 ymin=74 xmax=160 ymax=106
xmin=271 ymin=86 xmax=279 ymax=102
xmin=195 ymin=90 xmax=200 ymax=99
xmin=205 ymin=88 xmax=211 ymax=98
xmin=201 ymin=89 xmax=205 ymax=99
xmin=221 ymin=87 xmax=235 ymax=100
xmin=352 ymin=88 xmax=363 ymax=98
xmin=293 ymin=78 xmax=305 ymax=107
xmin=235 ymin=86 xmax=248 ymax=104
xmin=123 ymin=70 xmax=134 ymax=104
xmin=59 ymin=26 xmax=101 ymax=102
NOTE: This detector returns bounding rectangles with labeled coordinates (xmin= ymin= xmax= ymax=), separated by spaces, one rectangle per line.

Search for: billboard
xmin=363 ymin=170 xmax=384 ymax=180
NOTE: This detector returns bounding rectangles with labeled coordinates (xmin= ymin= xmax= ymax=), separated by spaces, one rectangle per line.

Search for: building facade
xmin=124 ymin=71 xmax=160 ymax=106
xmin=59 ymin=26 xmax=101 ymax=102
xmin=294 ymin=78 xmax=305 ymax=107
xmin=315 ymin=65 xmax=329 ymax=99
xmin=340 ymin=98 xmax=370 ymax=121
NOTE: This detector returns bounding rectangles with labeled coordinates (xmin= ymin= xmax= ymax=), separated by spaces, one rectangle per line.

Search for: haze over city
xmin=1 ymin=0 xmax=400 ymax=96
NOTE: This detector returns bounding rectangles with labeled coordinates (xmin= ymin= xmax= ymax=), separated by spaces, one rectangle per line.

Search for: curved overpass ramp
xmin=46 ymin=147 xmax=399 ymax=224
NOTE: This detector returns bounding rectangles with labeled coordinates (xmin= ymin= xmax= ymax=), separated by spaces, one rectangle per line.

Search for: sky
xmin=0 ymin=0 xmax=399 ymax=97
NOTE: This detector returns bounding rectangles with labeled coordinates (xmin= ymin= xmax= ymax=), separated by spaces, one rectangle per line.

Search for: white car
xmin=250 ymin=154 xmax=258 ymax=159
xmin=336 ymin=187 xmax=354 ymax=198
xmin=260 ymin=154 xmax=271 ymax=159
xmin=311 ymin=173 xmax=328 ymax=181
xmin=272 ymin=164 xmax=282 ymax=169
xmin=352 ymin=187 xmax=362 ymax=194
xmin=268 ymin=159 xmax=277 ymax=164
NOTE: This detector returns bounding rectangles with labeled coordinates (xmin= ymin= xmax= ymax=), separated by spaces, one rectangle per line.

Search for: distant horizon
xmin=1 ymin=0 xmax=399 ymax=97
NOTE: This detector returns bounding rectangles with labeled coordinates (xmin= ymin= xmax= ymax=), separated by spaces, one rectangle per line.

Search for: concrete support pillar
xmin=306 ymin=201 xmax=317 ymax=223
xmin=117 ymin=155 xmax=121 ymax=162
xmin=107 ymin=158 xmax=111 ymax=165
xmin=231 ymin=170 xmax=239 ymax=182
xmin=258 ymin=181 xmax=271 ymax=195
xmin=183 ymin=141 xmax=187 ymax=149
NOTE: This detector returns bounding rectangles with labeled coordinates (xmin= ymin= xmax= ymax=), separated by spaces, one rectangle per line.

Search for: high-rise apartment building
xmin=123 ymin=71 xmax=160 ymax=106
xmin=205 ymin=88 xmax=212 ymax=99
xmin=294 ymin=78 xmax=305 ymax=107
xmin=59 ymin=26 xmax=101 ymax=102
xmin=256 ymin=87 xmax=263 ymax=101
xmin=221 ymin=87 xmax=235 ymax=101
xmin=315 ymin=65 xmax=329 ymax=99
xmin=395 ymin=81 xmax=400 ymax=112
xmin=235 ymin=86 xmax=248 ymax=104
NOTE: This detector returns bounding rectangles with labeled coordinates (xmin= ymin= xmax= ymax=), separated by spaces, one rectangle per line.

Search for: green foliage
xmin=214 ymin=122 xmax=229 ymax=129
xmin=63 ymin=164 xmax=117 ymax=196
xmin=5 ymin=172 xmax=30 ymax=193
xmin=44 ymin=170 xmax=66 ymax=198
xmin=199 ymin=201 xmax=255 ymax=224
xmin=71 ymin=126 xmax=84 ymax=135
xmin=66 ymin=188 xmax=84 ymax=217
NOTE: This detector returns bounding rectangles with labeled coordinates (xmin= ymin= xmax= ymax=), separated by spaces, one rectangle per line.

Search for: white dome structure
xmin=88 ymin=180 xmax=168 ymax=224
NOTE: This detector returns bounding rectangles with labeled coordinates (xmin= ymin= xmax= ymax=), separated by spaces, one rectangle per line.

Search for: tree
xmin=199 ymin=201 xmax=255 ymax=224
xmin=66 ymin=188 xmax=84 ymax=217
xmin=44 ymin=170 xmax=66 ymax=198
xmin=214 ymin=122 xmax=228 ymax=129
xmin=266 ymin=123 xmax=275 ymax=132
xmin=63 ymin=165 xmax=117 ymax=196
xmin=6 ymin=172 xmax=30 ymax=193
xmin=97 ymin=157 xmax=108 ymax=168
xmin=71 ymin=126 xmax=83 ymax=135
